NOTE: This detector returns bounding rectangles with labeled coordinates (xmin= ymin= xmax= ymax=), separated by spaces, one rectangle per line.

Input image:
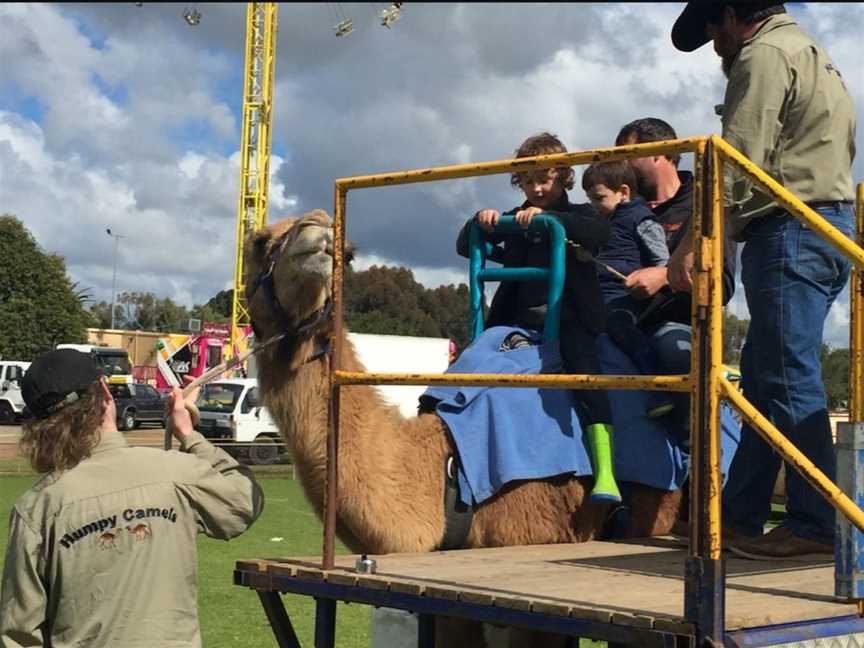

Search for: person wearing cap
xmin=0 ymin=349 xmax=264 ymax=647
xmin=667 ymin=1 xmax=856 ymax=559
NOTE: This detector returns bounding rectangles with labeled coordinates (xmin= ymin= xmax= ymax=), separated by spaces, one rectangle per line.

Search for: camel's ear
xmin=345 ymin=242 xmax=356 ymax=266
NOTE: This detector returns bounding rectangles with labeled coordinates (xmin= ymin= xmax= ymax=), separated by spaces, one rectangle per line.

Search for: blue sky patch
xmin=167 ymin=117 xmax=234 ymax=157
xmin=0 ymin=83 xmax=47 ymax=124
xmin=90 ymin=73 xmax=128 ymax=107
xmin=69 ymin=13 xmax=107 ymax=51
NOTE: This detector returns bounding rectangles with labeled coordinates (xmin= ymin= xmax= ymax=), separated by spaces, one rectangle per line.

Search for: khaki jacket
xmin=721 ymin=13 xmax=857 ymax=239
xmin=0 ymin=431 xmax=264 ymax=647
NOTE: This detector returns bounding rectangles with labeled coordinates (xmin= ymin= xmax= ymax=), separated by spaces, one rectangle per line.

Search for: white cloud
xmin=0 ymin=2 xmax=861 ymax=350
xmin=0 ymin=110 xmax=291 ymax=306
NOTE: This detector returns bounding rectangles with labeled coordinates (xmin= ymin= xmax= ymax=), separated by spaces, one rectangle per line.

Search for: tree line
xmin=0 ymin=213 xmax=851 ymax=409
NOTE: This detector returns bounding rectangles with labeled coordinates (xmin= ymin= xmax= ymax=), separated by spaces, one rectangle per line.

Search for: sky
xmin=0 ymin=2 xmax=862 ymax=346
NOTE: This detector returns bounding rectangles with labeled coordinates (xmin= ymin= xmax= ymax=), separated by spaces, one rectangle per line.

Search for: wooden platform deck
xmin=236 ymin=537 xmax=857 ymax=637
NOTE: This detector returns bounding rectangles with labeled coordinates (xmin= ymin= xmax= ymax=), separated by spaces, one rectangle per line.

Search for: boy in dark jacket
xmin=583 ymin=161 xmax=669 ymax=371
xmin=456 ymin=132 xmax=620 ymax=503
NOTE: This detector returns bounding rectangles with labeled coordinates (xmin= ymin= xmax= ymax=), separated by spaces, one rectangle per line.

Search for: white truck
xmin=0 ymin=361 xmax=31 ymax=424
xmin=195 ymin=332 xmax=453 ymax=465
xmin=194 ymin=377 xmax=284 ymax=465
xmin=56 ymin=344 xmax=134 ymax=385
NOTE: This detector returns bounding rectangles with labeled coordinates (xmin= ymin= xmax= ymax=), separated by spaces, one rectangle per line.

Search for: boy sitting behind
xmin=582 ymin=161 xmax=669 ymax=371
xmin=456 ymin=132 xmax=620 ymax=503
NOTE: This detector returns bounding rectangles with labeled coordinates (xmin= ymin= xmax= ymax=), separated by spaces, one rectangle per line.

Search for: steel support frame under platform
xmin=725 ymin=615 xmax=864 ymax=648
xmin=237 ymin=568 xmax=864 ymax=648
xmin=235 ymin=567 xmax=691 ymax=648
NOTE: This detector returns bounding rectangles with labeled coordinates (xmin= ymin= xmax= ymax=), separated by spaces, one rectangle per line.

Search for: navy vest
xmin=596 ymin=197 xmax=658 ymax=302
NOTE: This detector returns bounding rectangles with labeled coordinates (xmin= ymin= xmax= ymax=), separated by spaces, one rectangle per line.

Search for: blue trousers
xmin=640 ymin=321 xmax=693 ymax=449
xmin=722 ymin=204 xmax=853 ymax=543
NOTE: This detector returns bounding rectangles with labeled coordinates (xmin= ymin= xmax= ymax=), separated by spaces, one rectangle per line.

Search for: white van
xmin=194 ymin=378 xmax=284 ymax=465
xmin=0 ymin=361 xmax=31 ymax=424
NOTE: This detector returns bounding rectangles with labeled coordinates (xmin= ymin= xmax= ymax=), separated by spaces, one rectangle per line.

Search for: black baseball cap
xmin=672 ymin=1 xmax=785 ymax=52
xmin=22 ymin=349 xmax=101 ymax=419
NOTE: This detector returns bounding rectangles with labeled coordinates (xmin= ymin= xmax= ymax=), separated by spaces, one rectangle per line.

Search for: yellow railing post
xmin=850 ymin=183 xmax=864 ymax=422
xmin=684 ymin=138 xmax=724 ymax=644
xmin=323 ymin=186 xmax=348 ymax=570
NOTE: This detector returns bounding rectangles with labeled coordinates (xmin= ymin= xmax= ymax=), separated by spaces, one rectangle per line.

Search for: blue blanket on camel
xmin=421 ymin=326 xmax=741 ymax=507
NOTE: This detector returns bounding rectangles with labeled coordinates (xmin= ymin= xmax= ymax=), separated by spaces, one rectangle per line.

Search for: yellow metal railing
xmin=711 ymin=136 xmax=864 ymax=536
xmin=323 ymin=136 xmax=864 ymax=630
xmin=850 ymin=182 xmax=864 ymax=422
xmin=324 ymin=137 xmax=707 ymax=569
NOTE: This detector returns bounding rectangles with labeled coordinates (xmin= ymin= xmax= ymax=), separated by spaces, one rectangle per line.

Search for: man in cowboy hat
xmin=666 ymin=1 xmax=857 ymax=560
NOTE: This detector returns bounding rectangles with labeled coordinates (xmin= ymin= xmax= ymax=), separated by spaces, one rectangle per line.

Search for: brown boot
xmin=728 ymin=526 xmax=833 ymax=562
xmin=668 ymin=521 xmax=752 ymax=547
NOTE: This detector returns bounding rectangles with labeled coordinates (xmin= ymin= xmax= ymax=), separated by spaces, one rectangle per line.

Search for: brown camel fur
xmin=245 ymin=209 xmax=682 ymax=644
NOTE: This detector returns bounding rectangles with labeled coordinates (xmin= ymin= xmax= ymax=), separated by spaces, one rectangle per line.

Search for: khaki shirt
xmin=721 ymin=14 xmax=857 ymax=239
xmin=0 ymin=431 xmax=264 ymax=647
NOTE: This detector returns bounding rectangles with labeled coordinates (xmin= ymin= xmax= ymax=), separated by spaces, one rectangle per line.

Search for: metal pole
xmin=323 ymin=186 xmax=347 ymax=570
xmin=107 ymin=230 xmax=125 ymax=330
xmin=850 ymin=183 xmax=864 ymax=422
xmin=684 ymin=138 xmax=725 ymax=646
xmin=111 ymin=235 xmax=118 ymax=329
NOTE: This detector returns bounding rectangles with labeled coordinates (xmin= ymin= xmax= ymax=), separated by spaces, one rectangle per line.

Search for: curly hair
xmin=19 ymin=381 xmax=106 ymax=474
xmin=510 ymin=132 xmax=575 ymax=191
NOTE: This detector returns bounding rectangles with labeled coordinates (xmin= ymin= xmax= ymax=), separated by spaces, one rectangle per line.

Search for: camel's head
xmin=244 ymin=209 xmax=352 ymax=355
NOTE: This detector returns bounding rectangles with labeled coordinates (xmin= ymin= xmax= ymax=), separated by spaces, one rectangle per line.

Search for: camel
xmin=244 ymin=209 xmax=683 ymax=645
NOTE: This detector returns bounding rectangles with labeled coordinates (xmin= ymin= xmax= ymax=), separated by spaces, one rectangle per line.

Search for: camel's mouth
xmin=293 ymin=247 xmax=333 ymax=279
xmin=246 ymin=210 xmax=355 ymax=348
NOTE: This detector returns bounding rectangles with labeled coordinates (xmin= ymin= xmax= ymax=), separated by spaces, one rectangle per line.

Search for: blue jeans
xmin=647 ymin=322 xmax=692 ymax=448
xmin=723 ymin=204 xmax=853 ymax=543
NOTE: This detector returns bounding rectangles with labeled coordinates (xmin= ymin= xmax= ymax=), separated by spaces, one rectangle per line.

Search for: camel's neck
xmin=257 ymin=332 xmax=356 ymax=503
xmin=256 ymin=329 xmax=447 ymax=553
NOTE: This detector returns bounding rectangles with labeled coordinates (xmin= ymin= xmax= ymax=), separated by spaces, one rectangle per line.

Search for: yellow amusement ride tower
xmin=229 ymin=2 xmax=278 ymax=360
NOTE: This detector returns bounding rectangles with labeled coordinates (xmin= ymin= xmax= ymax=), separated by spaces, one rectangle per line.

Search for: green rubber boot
xmin=586 ymin=423 xmax=621 ymax=503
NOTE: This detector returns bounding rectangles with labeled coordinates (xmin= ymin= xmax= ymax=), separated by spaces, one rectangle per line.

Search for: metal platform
xmin=234 ymin=537 xmax=864 ymax=648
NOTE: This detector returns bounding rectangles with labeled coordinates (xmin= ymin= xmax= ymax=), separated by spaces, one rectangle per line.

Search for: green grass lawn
xmin=0 ymin=472 xmax=370 ymax=648
xmin=0 ymin=459 xmax=791 ymax=647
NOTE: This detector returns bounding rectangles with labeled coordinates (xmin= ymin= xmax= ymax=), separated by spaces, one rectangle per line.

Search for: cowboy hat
xmin=671 ymin=1 xmax=784 ymax=52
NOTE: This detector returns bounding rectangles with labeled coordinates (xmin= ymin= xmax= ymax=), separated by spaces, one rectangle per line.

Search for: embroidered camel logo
xmin=127 ymin=523 xmax=151 ymax=541
xmin=97 ymin=530 xmax=119 ymax=549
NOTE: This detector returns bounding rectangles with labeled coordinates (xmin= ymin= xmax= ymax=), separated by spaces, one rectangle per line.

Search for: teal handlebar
xmin=468 ymin=214 xmax=566 ymax=343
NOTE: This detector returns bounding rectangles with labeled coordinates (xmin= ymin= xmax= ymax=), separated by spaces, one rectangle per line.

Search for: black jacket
xmin=456 ymin=194 xmax=610 ymax=336
xmin=641 ymin=171 xmax=737 ymax=328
